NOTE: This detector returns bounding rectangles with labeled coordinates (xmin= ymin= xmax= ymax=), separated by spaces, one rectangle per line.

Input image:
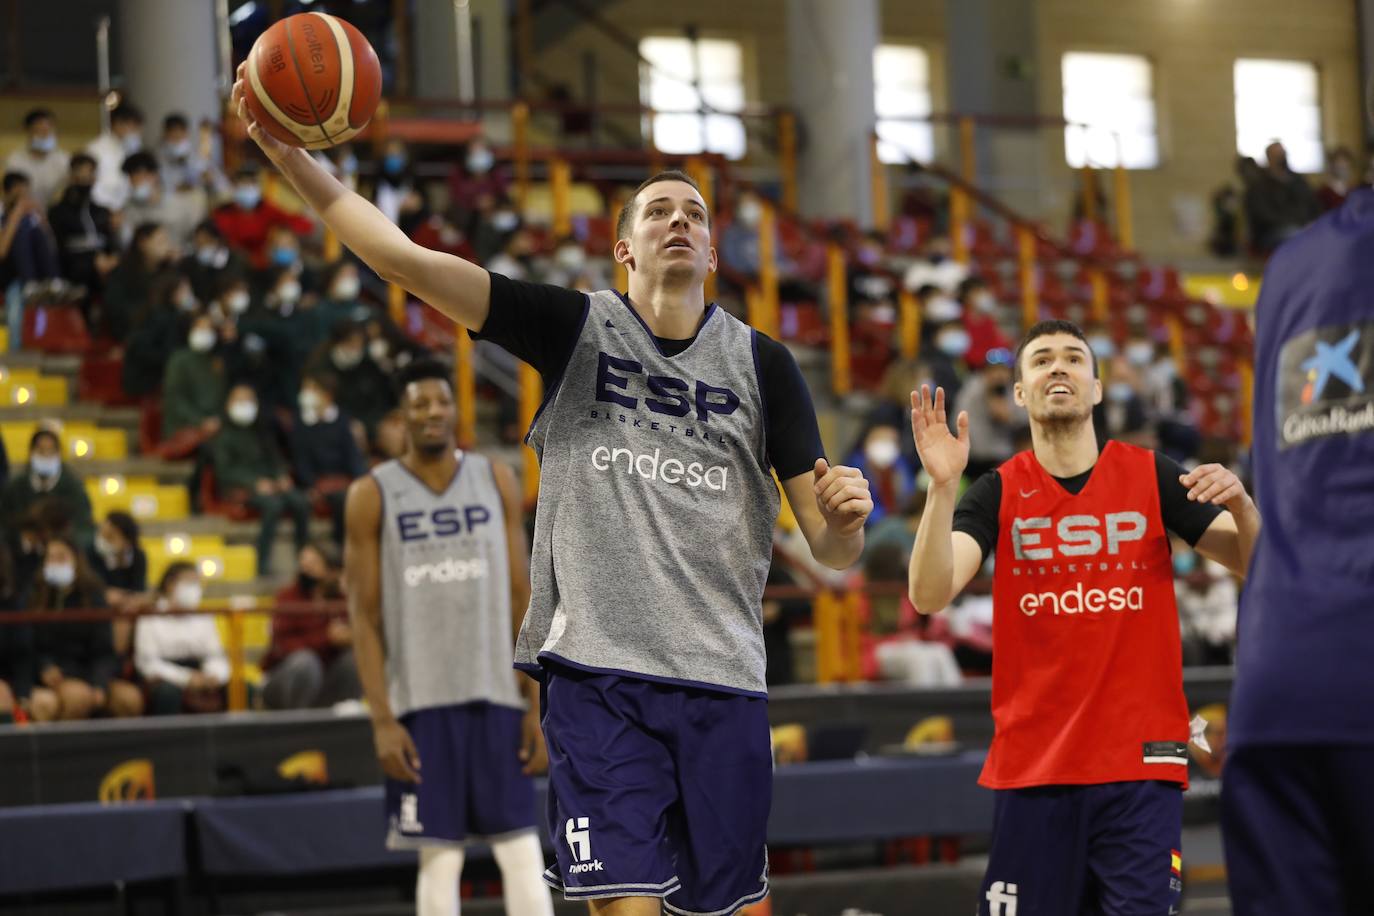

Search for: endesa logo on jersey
xmin=1010 ymin=512 xmax=1149 ymax=617
xmin=590 ymin=445 xmax=728 ymax=490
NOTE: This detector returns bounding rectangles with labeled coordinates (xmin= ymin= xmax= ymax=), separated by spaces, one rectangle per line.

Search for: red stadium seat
xmin=22 ymin=303 xmax=90 ymax=354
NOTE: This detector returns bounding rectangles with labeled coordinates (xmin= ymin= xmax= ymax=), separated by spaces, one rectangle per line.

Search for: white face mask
xmin=925 ymin=296 xmax=962 ymax=323
xmin=555 ymin=246 xmax=586 ymax=271
xmin=277 ymin=280 xmax=302 ymax=305
xmin=491 ymin=210 xmax=519 ymax=233
xmin=175 ymin=287 xmax=199 ymax=312
xmin=31 ymin=453 xmax=61 ymax=478
xmin=188 ymin=327 xmax=216 ymax=352
xmin=228 ymin=399 xmax=258 ymax=426
xmin=95 ymin=534 xmax=118 ymax=559
xmin=368 ymin=338 xmax=390 ymax=363
xmin=226 ymin=290 xmax=251 ymax=314
xmin=1125 ymin=342 xmax=1155 ymax=367
xmin=865 ymin=438 xmax=900 ymax=470
xmin=972 ymin=290 xmax=998 ymax=313
xmin=936 ymin=329 xmax=972 ymax=358
xmin=331 ymin=275 xmax=360 ymax=300
xmin=172 ymin=581 xmax=202 ymax=611
xmin=43 ymin=562 xmax=75 ymax=588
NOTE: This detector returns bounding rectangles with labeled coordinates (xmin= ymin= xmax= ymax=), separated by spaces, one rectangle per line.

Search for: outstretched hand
xmin=910 ymin=385 xmax=969 ymax=487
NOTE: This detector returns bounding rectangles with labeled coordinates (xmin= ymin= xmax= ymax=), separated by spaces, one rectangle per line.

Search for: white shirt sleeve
xmin=133 ymin=618 xmax=195 ymax=688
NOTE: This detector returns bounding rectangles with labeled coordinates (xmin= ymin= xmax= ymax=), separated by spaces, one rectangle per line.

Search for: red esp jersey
xmin=982 ymin=440 xmax=1189 ymax=789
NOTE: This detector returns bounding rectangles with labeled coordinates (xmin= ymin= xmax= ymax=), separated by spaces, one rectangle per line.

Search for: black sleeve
xmin=952 ymin=470 xmax=1002 ymax=562
xmin=1154 ymin=451 xmax=1223 ymax=545
xmin=473 ymin=271 xmax=588 ymax=385
xmin=754 ymin=333 xmax=824 ymax=480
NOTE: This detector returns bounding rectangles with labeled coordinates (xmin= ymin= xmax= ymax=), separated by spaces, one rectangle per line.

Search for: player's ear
xmin=1091 ymin=377 xmax=1103 ymax=406
xmin=1013 ymin=381 xmax=1026 ymax=407
xmin=707 ymin=245 xmax=717 ymax=274
xmin=613 ymin=237 xmax=634 ymax=271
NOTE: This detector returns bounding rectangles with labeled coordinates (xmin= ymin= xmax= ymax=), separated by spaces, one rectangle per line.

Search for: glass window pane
xmin=640 ymin=36 xmax=746 ymax=159
xmin=1234 ymin=59 xmax=1323 ymax=173
xmin=875 ymin=44 xmax=933 ymax=165
xmin=1061 ymin=52 xmax=1158 ymax=169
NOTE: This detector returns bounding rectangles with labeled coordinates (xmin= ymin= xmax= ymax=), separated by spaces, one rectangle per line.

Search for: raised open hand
xmin=910 ymin=384 xmax=969 ymax=488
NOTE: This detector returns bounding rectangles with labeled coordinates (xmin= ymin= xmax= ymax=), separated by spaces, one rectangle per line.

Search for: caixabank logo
xmin=1278 ymin=323 xmax=1374 ymax=449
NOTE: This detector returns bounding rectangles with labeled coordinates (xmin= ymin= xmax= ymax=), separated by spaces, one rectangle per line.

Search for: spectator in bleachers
xmin=468 ymin=194 xmax=521 ymax=263
xmin=1131 ymin=337 xmax=1200 ymax=462
xmin=903 ymin=236 xmax=969 ymax=295
xmin=485 ymin=226 xmax=542 ymax=282
xmin=103 ymin=222 xmax=175 ymax=342
xmin=24 ymin=535 xmax=143 ymax=720
xmin=154 ymin=314 xmax=224 ymax=458
xmin=261 ymin=222 xmax=306 ymax=279
xmin=212 ymin=165 xmax=313 ymax=270
xmin=120 ymin=273 xmax=193 ymax=399
xmin=843 ymin=415 xmax=917 ymax=527
xmin=47 ymin=154 xmax=119 ymax=301
xmin=1173 ymin=545 xmax=1237 ymax=666
xmin=180 ymin=219 xmax=248 ymax=304
xmin=290 ymin=372 xmax=366 ymax=543
xmin=158 ymin=112 xmax=225 ymax=199
xmin=921 ymin=317 xmax=972 ymax=404
xmin=1 ymin=171 xmax=62 ymax=292
xmin=955 ymin=352 xmax=1023 ymax=479
xmin=372 ymin=139 xmax=415 ymax=226
xmin=447 ymin=137 xmax=508 ymax=230
xmin=120 ymin=152 xmax=203 ymax=250
xmin=86 ymin=102 xmax=144 ymax=211
xmin=11 ymin=501 xmax=61 ymax=591
xmin=957 ymin=277 xmax=1012 ymax=369
xmin=232 ymin=265 xmax=313 ymax=407
xmin=847 ymin=231 xmax=897 ymax=308
xmin=5 ymin=108 xmax=69 ymax=209
xmin=1100 ymin=355 xmax=1155 ymax=447
xmin=1317 ymin=146 xmax=1355 ymax=213
xmin=89 ymin=511 xmax=148 ymax=611
xmin=260 ymin=542 xmax=358 ymax=709
xmin=208 ymin=383 xmax=313 ymax=575
xmin=370 ymin=408 xmax=407 ymax=465
xmin=315 ymin=259 xmax=366 ymax=340
xmin=307 ymin=321 xmax=396 ymax=440
xmin=1245 ymin=141 xmax=1319 ymax=255
xmin=361 ymin=313 xmax=424 ymax=376
xmin=135 ymin=562 xmax=230 ymax=715
xmin=0 ymin=429 xmax=95 ymax=549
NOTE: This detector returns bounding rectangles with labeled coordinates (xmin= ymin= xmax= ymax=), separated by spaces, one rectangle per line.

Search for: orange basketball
xmin=243 ymin=12 xmax=382 ymax=150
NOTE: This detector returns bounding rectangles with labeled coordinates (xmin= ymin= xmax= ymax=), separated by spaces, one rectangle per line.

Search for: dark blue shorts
xmin=384 ymin=702 xmax=538 ymax=848
xmin=539 ymin=664 xmax=772 ymax=915
xmin=1222 ymin=744 xmax=1374 ymax=916
xmin=979 ymin=781 xmax=1183 ymax=916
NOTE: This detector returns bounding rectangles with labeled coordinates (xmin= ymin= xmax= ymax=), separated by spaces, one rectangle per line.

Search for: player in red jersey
xmin=907 ymin=320 xmax=1261 ymax=915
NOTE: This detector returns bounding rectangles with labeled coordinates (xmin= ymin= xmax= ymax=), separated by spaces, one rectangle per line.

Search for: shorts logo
xmin=1277 ymin=321 xmax=1374 ymax=449
xmin=399 ymin=793 xmax=424 ymax=833
xmin=985 ymin=880 xmax=1018 ymax=916
xmin=564 ymin=817 xmax=605 ymax=874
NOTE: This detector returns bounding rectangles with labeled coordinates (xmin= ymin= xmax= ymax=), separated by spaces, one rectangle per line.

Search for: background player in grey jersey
xmin=346 ymin=360 xmax=552 ymax=916
xmin=235 ymin=67 xmax=873 ymax=915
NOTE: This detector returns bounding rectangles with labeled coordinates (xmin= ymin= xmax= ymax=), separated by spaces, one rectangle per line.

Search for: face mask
xmin=491 ymin=210 xmax=519 ymax=233
xmin=736 ymin=198 xmax=762 ymax=227
xmin=270 ymin=245 xmax=298 ymax=268
xmin=331 ymin=274 xmax=360 ymax=300
xmin=973 ymin=291 xmax=998 ymax=313
xmin=276 ymin=280 xmax=302 ymax=306
xmin=43 ymin=563 xmax=75 ymax=589
xmin=95 ymin=534 xmax=118 ymax=560
xmin=228 ymin=399 xmax=258 ymax=426
xmin=1125 ymin=342 xmax=1155 ymax=367
xmin=175 ymin=287 xmax=199 ymax=312
xmin=196 ymin=245 xmax=229 ymax=269
xmin=130 ymin=181 xmax=154 ymax=203
xmin=31 ymin=453 xmax=61 ymax=478
xmin=121 ymin=133 xmax=143 ymax=154
xmin=1107 ymin=381 xmax=1135 ymax=403
xmin=164 ymin=138 xmax=193 ymax=159
xmin=466 ymin=147 xmax=494 ymax=174
xmin=382 ymin=153 xmax=406 ymax=175
xmin=225 ymin=290 xmax=251 ymax=314
xmin=31 ymin=134 xmax=57 ymax=153
xmin=1172 ymin=552 xmax=1197 ymax=576
xmin=332 ymin=347 xmax=363 ymax=370
xmin=368 ymin=338 xmax=389 ymax=363
xmin=925 ymin=296 xmax=962 ymax=323
xmin=1088 ymin=335 xmax=1116 ymax=360
xmin=299 ymin=389 xmax=324 ymax=414
xmin=556 ymin=246 xmax=586 ymax=271
xmin=865 ymin=439 xmax=900 ymax=470
xmin=189 ymin=327 xmax=216 ymax=352
xmin=234 ymin=185 xmax=261 ymax=210
xmin=172 ymin=581 xmax=203 ymax=610
xmin=936 ymin=329 xmax=971 ymax=358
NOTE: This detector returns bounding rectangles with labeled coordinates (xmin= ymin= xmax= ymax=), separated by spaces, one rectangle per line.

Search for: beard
xmin=1033 ymin=400 xmax=1092 ymax=437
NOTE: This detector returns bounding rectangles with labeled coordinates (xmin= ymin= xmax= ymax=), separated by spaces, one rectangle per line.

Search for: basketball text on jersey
xmin=1008 ymin=511 xmax=1151 ymax=615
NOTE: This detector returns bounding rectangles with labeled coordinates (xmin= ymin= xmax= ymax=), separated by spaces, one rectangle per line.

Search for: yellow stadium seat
xmin=87 ymin=478 xmax=190 ymax=521
xmin=0 ymin=327 xmax=9 ymax=350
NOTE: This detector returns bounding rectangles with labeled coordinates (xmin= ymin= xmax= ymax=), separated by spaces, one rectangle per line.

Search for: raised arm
xmin=232 ymin=64 xmax=491 ymax=331
xmin=907 ymin=385 xmax=984 ymax=614
xmin=344 ymin=474 xmax=420 ymax=783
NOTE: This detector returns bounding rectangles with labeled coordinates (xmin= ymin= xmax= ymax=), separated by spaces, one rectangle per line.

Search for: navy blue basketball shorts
xmin=1222 ymin=744 xmax=1374 ymax=916
xmin=539 ymin=663 xmax=772 ymax=915
xmin=978 ymin=780 xmax=1184 ymax=915
xmin=384 ymin=701 xmax=538 ymax=849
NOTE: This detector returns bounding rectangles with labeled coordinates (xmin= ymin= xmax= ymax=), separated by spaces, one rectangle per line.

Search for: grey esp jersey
xmin=373 ymin=452 xmax=523 ymax=717
xmin=516 ymin=291 xmax=780 ymax=695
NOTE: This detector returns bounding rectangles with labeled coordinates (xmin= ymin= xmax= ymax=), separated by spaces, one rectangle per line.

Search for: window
xmin=1061 ymin=52 xmax=1159 ymax=169
xmin=639 ymin=36 xmax=746 ymax=160
xmin=1234 ymin=59 xmax=1323 ymax=174
xmin=874 ymin=44 xmax=934 ymax=165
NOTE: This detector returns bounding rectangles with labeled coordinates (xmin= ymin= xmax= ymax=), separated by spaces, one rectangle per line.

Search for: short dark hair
xmin=104 ymin=511 xmax=140 ymax=546
xmin=394 ymin=358 xmax=453 ymax=402
xmin=956 ymin=276 xmax=988 ymax=302
xmin=3 ymin=171 xmax=30 ymax=194
xmin=615 ymin=169 xmax=706 ymax=240
xmin=121 ymin=151 xmax=159 ymax=176
xmin=29 ymin=428 xmax=60 ymax=454
xmin=163 ymin=113 xmax=189 ymax=132
xmin=1013 ymin=319 xmax=1096 ymax=382
xmin=303 ymin=370 xmax=338 ymax=397
xmin=69 ymin=152 xmax=96 ymax=172
xmin=23 ymin=108 xmax=54 ymax=129
xmin=110 ymin=103 xmax=143 ymax=126
xmin=158 ymin=560 xmax=198 ymax=594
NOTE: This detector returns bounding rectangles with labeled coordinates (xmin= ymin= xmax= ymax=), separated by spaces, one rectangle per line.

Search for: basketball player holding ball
xmin=234 ymin=13 xmax=873 ymax=915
